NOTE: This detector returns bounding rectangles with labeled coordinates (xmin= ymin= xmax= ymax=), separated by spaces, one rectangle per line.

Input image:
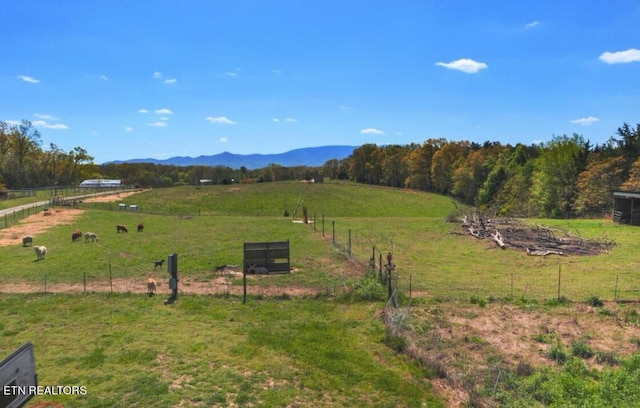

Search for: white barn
xmin=79 ymin=179 xmax=122 ymax=188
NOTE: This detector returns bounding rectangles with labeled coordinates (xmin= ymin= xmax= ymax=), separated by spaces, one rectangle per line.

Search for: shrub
xmin=469 ymin=294 xmax=487 ymax=307
xmin=586 ymin=295 xmax=604 ymax=307
xmin=547 ymin=341 xmax=567 ymax=364
xmin=342 ymin=274 xmax=386 ymax=302
xmin=571 ymin=340 xmax=595 ymax=359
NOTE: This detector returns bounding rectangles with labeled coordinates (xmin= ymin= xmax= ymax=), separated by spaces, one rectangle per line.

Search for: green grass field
xmin=2 ymin=180 xmax=640 ymax=406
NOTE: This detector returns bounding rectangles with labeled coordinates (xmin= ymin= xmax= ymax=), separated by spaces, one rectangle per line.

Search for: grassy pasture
xmin=0 ymin=294 xmax=441 ymax=407
xmin=3 ymin=180 xmax=640 ymax=406
xmin=3 ymin=180 xmax=640 ymax=300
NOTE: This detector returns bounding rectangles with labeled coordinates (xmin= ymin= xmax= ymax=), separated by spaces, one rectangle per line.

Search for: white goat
xmin=34 ymin=245 xmax=47 ymax=260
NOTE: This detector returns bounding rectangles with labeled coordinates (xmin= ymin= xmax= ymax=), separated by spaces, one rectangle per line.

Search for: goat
xmin=22 ymin=235 xmax=33 ymax=247
xmin=34 ymin=245 xmax=47 ymax=260
xmin=247 ymin=264 xmax=269 ymax=274
xmin=84 ymin=232 xmax=99 ymax=243
xmin=147 ymin=278 xmax=157 ymax=297
xmin=153 ymin=259 xmax=165 ymax=270
xmin=116 ymin=224 xmax=128 ymax=233
xmin=71 ymin=230 xmax=82 ymax=242
xmin=137 ymin=222 xmax=144 ymax=232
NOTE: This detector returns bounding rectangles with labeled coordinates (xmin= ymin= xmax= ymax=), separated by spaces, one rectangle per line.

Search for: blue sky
xmin=2 ymin=1 xmax=639 ymax=164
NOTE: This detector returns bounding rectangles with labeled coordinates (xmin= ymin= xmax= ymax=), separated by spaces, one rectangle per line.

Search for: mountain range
xmin=108 ymin=145 xmax=358 ymax=169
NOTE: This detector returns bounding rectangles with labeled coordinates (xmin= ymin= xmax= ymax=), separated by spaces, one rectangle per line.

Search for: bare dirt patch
xmin=393 ymin=300 xmax=640 ymax=407
xmin=0 ymin=268 xmax=326 ymax=298
xmin=0 ymin=208 xmax=84 ymax=247
xmin=0 ymin=191 xmax=144 ymax=247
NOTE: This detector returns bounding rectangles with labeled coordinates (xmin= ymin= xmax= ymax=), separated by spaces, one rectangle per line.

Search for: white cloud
xmin=100 ymin=74 xmax=108 ymax=81
xmin=272 ymin=118 xmax=280 ymax=122
xmin=155 ymin=108 xmax=173 ymax=115
xmin=146 ymin=121 xmax=168 ymax=127
xmin=285 ymin=118 xmax=296 ymax=122
xmin=34 ymin=113 xmax=58 ymax=120
xmin=206 ymin=116 xmax=236 ymax=124
xmin=124 ymin=126 xmax=134 ymax=132
xmin=219 ymin=137 xmax=228 ymax=143
xmin=164 ymin=78 xmax=176 ymax=84
xmin=570 ymin=116 xmax=599 ymax=126
xmin=159 ymin=117 xmax=170 ymax=121
xmin=225 ymin=72 xmax=237 ymax=77
xmin=138 ymin=109 xmax=149 ymax=114
xmin=525 ymin=21 xmax=539 ymax=29
xmin=5 ymin=120 xmax=20 ymax=126
xmin=272 ymin=69 xmax=282 ymax=74
xmin=32 ymin=120 xmax=68 ymax=130
xmin=599 ymin=48 xmax=640 ymax=64
xmin=153 ymin=71 xmax=162 ymax=79
xmin=340 ymin=105 xmax=350 ymax=111
xmin=17 ymin=75 xmax=40 ymax=83
xmin=361 ymin=128 xmax=385 ymax=135
xmin=435 ymin=58 xmax=488 ymax=73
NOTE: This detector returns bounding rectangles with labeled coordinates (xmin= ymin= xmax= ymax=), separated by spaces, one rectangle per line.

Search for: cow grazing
xmin=34 ymin=245 xmax=47 ymax=260
xmin=71 ymin=230 xmax=82 ymax=242
xmin=116 ymin=224 xmax=128 ymax=233
xmin=147 ymin=278 xmax=157 ymax=297
xmin=22 ymin=236 xmax=33 ymax=247
xmin=84 ymin=232 xmax=99 ymax=242
xmin=137 ymin=222 xmax=144 ymax=232
xmin=153 ymin=259 xmax=164 ymax=270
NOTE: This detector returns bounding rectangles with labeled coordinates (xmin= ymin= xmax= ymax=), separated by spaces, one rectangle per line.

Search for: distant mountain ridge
xmin=107 ymin=145 xmax=357 ymax=169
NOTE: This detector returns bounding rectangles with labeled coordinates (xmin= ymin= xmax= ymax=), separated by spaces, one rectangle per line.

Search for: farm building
xmin=79 ymin=179 xmax=122 ymax=188
xmin=613 ymin=191 xmax=640 ymax=225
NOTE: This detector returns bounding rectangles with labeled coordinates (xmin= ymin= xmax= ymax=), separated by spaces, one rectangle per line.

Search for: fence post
xmin=332 ymin=221 xmax=335 ymax=244
xmin=557 ymin=263 xmax=561 ymax=300
xmin=348 ymin=229 xmax=352 ymax=257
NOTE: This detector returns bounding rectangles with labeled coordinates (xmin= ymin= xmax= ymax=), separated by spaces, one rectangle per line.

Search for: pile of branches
xmin=458 ymin=210 xmax=615 ymax=256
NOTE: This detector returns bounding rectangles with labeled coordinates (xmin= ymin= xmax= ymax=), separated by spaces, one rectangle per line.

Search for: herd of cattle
xmin=21 ymin=222 xmax=145 ymax=261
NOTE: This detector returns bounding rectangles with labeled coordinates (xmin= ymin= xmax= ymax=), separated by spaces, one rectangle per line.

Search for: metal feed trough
xmin=243 ymin=240 xmax=290 ymax=274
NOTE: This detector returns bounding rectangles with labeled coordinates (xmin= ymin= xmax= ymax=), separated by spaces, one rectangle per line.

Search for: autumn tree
xmin=431 ymin=141 xmax=470 ymax=195
xmin=403 ymin=139 xmax=444 ymax=191
xmin=575 ymin=155 xmax=625 ymax=215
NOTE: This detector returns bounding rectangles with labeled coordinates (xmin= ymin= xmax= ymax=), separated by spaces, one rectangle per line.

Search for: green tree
xmin=530 ymin=134 xmax=588 ymax=217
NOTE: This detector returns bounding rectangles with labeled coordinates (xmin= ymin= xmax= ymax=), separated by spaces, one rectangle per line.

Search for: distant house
xmin=199 ymin=179 xmax=213 ymax=185
xmin=613 ymin=191 xmax=640 ymax=225
xmin=79 ymin=179 xmax=122 ymax=188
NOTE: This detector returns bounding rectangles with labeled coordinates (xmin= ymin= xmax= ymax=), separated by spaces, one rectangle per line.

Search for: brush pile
xmin=459 ymin=212 xmax=615 ymax=256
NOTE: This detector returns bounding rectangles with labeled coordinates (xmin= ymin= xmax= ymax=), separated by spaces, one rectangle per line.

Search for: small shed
xmin=613 ymin=191 xmax=640 ymax=225
xmin=243 ymin=240 xmax=290 ymax=274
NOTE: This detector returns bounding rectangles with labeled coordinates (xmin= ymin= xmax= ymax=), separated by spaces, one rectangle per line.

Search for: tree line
xmin=325 ymin=122 xmax=640 ymax=218
xmin=2 ymin=119 xmax=640 ymax=218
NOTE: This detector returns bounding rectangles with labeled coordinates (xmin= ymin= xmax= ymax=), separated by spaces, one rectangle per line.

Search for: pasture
xmin=3 ymin=180 xmax=640 ymax=406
